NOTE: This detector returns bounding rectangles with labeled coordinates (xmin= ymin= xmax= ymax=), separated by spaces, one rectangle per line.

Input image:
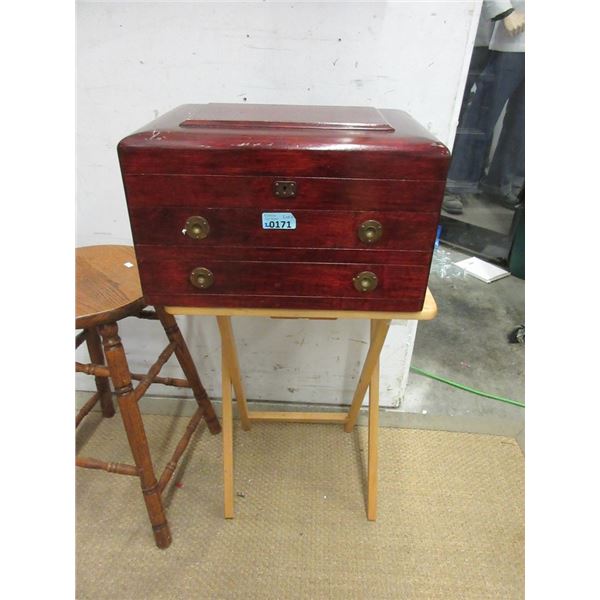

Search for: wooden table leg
xmin=367 ymin=319 xmax=380 ymax=521
xmin=344 ymin=319 xmax=391 ymax=433
xmin=216 ymin=316 xmax=251 ymax=431
xmin=221 ymin=338 xmax=235 ymax=518
xmin=98 ymin=321 xmax=171 ymax=549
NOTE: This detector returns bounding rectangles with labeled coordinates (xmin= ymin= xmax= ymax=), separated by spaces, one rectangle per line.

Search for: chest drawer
xmin=128 ymin=207 xmax=439 ymax=252
xmin=135 ymin=246 xmax=429 ymax=311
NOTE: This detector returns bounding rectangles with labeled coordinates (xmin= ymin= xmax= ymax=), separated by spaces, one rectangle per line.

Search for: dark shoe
xmin=480 ymin=182 xmax=521 ymax=208
xmin=442 ymin=194 xmax=464 ymax=215
xmin=485 ymin=191 xmax=521 ymax=209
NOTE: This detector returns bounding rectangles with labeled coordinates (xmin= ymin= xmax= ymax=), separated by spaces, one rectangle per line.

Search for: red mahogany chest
xmin=118 ymin=103 xmax=450 ymax=312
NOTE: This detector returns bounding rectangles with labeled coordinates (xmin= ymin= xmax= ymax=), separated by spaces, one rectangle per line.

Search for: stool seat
xmin=76 ymin=245 xmax=144 ymax=329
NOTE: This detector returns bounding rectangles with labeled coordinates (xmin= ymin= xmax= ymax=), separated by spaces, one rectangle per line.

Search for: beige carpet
xmin=76 ymin=412 xmax=524 ymax=599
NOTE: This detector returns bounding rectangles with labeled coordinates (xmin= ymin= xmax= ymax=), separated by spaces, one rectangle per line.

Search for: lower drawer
xmin=136 ymin=247 xmax=429 ymax=312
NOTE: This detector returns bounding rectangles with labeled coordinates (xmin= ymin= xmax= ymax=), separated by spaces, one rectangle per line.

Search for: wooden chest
xmin=118 ymin=103 xmax=450 ymax=312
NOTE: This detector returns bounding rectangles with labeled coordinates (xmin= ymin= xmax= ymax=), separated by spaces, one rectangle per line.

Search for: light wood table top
xmin=166 ymin=288 xmax=437 ymax=320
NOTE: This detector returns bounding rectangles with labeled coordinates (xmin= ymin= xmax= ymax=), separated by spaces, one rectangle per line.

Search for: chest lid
xmin=177 ymin=103 xmax=394 ymax=132
xmin=118 ymin=103 xmax=450 ymax=180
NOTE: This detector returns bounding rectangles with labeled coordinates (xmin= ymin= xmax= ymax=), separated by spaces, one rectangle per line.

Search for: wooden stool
xmin=76 ymin=245 xmax=221 ymax=548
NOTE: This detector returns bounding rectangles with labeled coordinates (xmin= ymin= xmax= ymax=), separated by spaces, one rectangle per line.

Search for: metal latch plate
xmin=273 ymin=180 xmax=297 ymax=198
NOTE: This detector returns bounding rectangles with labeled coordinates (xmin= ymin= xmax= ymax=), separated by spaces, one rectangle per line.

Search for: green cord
xmin=409 ymin=366 xmax=525 ymax=408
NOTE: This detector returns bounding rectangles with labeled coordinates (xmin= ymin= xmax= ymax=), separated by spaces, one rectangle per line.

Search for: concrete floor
xmin=400 ymin=244 xmax=525 ymax=447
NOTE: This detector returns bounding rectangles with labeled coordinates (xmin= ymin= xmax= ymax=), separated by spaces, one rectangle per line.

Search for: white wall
xmin=76 ymin=0 xmax=480 ymax=408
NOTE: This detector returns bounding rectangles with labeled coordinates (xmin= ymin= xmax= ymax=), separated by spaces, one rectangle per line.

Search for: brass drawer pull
xmin=184 ymin=216 xmax=210 ymax=240
xmin=353 ymin=271 xmax=378 ymax=292
xmin=358 ymin=219 xmax=383 ymax=244
xmin=190 ymin=267 xmax=214 ymax=290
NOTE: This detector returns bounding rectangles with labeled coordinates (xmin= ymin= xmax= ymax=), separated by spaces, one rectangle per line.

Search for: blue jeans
xmin=447 ymin=50 xmax=525 ymax=198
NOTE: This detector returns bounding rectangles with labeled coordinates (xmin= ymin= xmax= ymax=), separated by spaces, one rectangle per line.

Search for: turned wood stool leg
xmin=85 ymin=326 xmax=115 ymax=418
xmin=98 ymin=321 xmax=171 ymax=549
xmin=154 ymin=307 xmax=222 ymax=435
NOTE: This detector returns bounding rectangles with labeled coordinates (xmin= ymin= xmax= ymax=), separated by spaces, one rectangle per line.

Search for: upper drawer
xmin=123 ymin=175 xmax=445 ymax=212
xmin=128 ymin=207 xmax=439 ymax=252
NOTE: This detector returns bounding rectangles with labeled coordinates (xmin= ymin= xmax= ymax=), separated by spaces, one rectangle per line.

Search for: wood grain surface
xmin=76 ymin=245 xmax=144 ymax=329
xmin=118 ymin=103 xmax=449 ymax=312
xmin=123 ymin=174 xmax=445 ymax=212
xmin=118 ymin=105 xmax=450 ymax=179
xmin=128 ymin=206 xmax=438 ymax=251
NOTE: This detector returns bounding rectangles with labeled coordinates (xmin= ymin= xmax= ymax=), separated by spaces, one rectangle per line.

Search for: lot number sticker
xmin=262 ymin=212 xmax=297 ymax=230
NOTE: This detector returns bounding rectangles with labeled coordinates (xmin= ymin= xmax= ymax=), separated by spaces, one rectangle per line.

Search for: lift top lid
xmin=118 ymin=103 xmax=450 ymax=180
xmin=178 ymin=103 xmax=395 ymax=132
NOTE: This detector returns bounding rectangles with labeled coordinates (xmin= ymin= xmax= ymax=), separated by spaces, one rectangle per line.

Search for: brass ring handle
xmin=184 ymin=216 xmax=210 ymax=240
xmin=357 ymin=219 xmax=382 ymax=244
xmin=353 ymin=271 xmax=378 ymax=293
xmin=189 ymin=267 xmax=214 ymax=290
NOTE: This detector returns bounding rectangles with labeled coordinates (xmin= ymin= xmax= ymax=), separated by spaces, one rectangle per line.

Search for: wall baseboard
xmin=76 ymin=391 xmax=524 ymax=452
